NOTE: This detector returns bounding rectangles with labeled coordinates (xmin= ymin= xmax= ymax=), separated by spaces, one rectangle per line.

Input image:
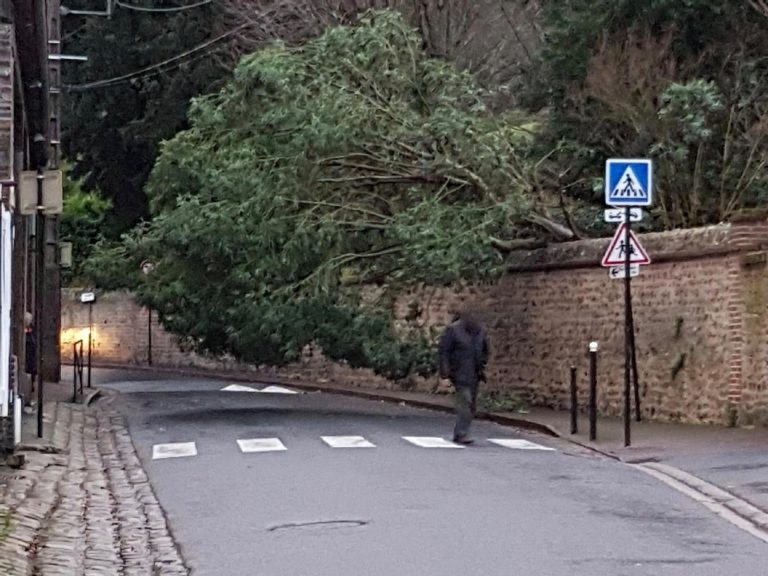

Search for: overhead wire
xmin=77 ymin=48 xmax=221 ymax=91
xmin=64 ymin=22 xmax=250 ymax=91
xmin=114 ymin=0 xmax=213 ymax=13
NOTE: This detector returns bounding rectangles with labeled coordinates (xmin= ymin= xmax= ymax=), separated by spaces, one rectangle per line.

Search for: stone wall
xmin=61 ymin=221 xmax=768 ymax=426
xmin=59 ymin=291 xmax=396 ymax=392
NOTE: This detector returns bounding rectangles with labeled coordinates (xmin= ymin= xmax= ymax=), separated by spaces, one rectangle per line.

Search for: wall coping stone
xmin=505 ymin=222 xmax=768 ymax=273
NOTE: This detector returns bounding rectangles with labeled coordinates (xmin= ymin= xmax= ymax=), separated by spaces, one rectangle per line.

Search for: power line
xmin=115 ymin=0 xmax=213 ymax=13
xmin=70 ymin=48 xmax=220 ymax=91
xmin=64 ymin=22 xmax=249 ymax=91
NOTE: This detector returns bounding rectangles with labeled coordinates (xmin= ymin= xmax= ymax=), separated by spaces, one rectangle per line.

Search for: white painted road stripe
xmin=489 ymin=439 xmax=555 ymax=451
xmin=221 ymin=384 xmax=260 ymax=392
xmin=322 ymin=436 xmax=376 ymax=448
xmin=259 ymin=385 xmax=300 ymax=394
xmin=237 ymin=438 xmax=287 ymax=453
xmin=403 ymin=436 xmax=463 ymax=448
xmin=152 ymin=442 xmax=197 ymax=460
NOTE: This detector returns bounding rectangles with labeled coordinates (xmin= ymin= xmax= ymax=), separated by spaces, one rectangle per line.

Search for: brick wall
xmin=61 ymin=221 xmax=768 ymax=426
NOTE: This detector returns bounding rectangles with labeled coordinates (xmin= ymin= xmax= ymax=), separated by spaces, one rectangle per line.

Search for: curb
xmin=633 ymin=461 xmax=768 ymax=543
xmin=70 ymin=362 xmax=561 ymax=438
xmin=643 ymin=462 xmax=768 ymax=520
xmin=84 ymin=388 xmax=102 ymax=406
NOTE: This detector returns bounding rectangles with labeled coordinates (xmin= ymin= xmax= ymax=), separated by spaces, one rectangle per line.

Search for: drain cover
xmin=268 ymin=520 xmax=368 ymax=533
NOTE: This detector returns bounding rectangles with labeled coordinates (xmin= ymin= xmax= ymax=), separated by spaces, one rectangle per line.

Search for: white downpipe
xmin=0 ymin=205 xmax=11 ymax=418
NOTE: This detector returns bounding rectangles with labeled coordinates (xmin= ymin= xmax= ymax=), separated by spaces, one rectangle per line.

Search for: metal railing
xmin=72 ymin=339 xmax=84 ymax=402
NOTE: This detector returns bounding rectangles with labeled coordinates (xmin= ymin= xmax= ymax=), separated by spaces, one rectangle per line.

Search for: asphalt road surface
xmin=100 ymin=373 xmax=767 ymax=576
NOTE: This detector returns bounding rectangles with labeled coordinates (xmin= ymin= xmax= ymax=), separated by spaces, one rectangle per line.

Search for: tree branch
xmin=526 ymin=213 xmax=575 ymax=240
xmin=490 ymin=236 xmax=547 ymax=252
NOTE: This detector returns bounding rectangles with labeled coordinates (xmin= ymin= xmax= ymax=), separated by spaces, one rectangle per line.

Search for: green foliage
xmin=62 ymin=3 xmax=229 ymax=232
xmin=60 ymin=165 xmax=112 ymax=285
xmin=93 ymin=11 xmax=538 ymax=377
xmin=536 ymin=0 xmax=768 ymax=229
xmin=0 ymin=509 xmax=11 ymax=547
xmin=476 ymin=390 xmax=529 ymax=413
xmin=656 ymin=81 xmax=724 ymax=149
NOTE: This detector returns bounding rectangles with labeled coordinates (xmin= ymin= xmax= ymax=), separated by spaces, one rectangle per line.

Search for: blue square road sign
xmin=605 ymin=159 xmax=652 ymax=206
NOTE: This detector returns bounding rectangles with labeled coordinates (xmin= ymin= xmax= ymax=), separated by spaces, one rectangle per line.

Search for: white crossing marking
xmin=403 ymin=436 xmax=463 ymax=449
xmin=489 ymin=439 xmax=555 ymax=451
xmin=237 ymin=438 xmax=287 ymax=453
xmin=221 ymin=384 xmax=260 ymax=392
xmin=152 ymin=442 xmax=197 ymax=460
xmin=321 ymin=436 xmax=376 ymax=448
xmin=259 ymin=385 xmax=300 ymax=394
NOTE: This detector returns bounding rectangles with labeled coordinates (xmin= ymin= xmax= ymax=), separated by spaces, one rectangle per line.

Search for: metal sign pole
xmin=148 ymin=307 xmax=153 ymax=366
xmin=87 ymin=301 xmax=93 ymax=389
xmin=623 ymin=207 xmax=633 ymax=447
xmin=36 ymin=172 xmax=45 ymax=438
xmin=629 ymin=302 xmax=641 ymax=422
xmin=605 ymin=158 xmax=652 ymax=444
xmin=589 ymin=342 xmax=598 ymax=441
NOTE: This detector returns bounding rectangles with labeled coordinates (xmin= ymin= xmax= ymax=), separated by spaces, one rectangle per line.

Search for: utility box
xmin=59 ymin=241 xmax=72 ymax=268
xmin=18 ymin=171 xmax=63 ymax=215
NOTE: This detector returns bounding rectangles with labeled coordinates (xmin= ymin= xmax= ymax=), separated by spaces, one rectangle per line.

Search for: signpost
xmin=603 ymin=159 xmax=653 ymax=447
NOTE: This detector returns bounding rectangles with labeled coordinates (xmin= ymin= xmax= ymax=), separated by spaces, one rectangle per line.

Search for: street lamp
xmin=140 ymin=261 xmax=155 ymax=366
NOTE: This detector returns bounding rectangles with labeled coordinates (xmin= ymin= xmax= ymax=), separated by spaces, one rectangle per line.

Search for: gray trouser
xmin=453 ymin=383 xmax=478 ymax=440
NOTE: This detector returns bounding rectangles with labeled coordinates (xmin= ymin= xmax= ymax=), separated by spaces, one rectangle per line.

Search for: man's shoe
xmin=453 ymin=437 xmax=474 ymax=445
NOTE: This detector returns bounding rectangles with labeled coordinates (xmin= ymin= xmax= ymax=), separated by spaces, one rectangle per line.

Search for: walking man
xmin=438 ymin=310 xmax=489 ymax=445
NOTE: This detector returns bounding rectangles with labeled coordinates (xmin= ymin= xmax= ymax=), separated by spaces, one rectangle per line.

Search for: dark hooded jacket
xmin=438 ymin=318 xmax=489 ymax=388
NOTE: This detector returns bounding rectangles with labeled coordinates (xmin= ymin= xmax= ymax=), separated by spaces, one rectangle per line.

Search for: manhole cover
xmin=268 ymin=520 xmax=368 ymax=533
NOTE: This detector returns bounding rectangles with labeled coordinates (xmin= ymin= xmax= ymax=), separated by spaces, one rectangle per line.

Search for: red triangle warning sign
xmin=601 ymin=224 xmax=651 ymax=267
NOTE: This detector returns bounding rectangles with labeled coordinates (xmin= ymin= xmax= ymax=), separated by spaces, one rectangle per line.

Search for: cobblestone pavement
xmin=0 ymin=402 xmax=189 ymax=575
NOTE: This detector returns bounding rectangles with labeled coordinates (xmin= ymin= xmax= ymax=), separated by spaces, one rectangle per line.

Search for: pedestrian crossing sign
xmin=605 ymin=159 xmax=652 ymax=206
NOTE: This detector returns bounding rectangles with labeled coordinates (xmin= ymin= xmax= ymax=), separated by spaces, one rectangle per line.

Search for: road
xmin=96 ymin=372 xmax=767 ymax=576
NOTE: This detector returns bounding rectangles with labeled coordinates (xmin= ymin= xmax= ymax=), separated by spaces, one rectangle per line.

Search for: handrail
xmin=72 ymin=339 xmax=84 ymax=401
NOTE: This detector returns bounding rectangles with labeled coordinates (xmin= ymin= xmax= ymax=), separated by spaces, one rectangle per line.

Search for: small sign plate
xmin=604 ymin=208 xmax=643 ymax=224
xmin=609 ymin=264 xmax=640 ymax=279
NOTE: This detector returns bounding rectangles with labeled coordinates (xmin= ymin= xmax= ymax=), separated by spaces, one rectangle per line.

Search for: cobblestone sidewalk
xmin=0 ymin=402 xmax=188 ymax=575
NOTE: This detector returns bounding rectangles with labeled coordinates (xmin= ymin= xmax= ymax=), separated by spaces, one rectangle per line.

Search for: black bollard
xmin=569 ymin=366 xmax=578 ymax=435
xmin=589 ymin=342 xmax=598 ymax=441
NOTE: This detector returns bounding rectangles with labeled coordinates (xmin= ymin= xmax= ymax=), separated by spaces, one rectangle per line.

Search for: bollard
xmin=569 ymin=366 xmax=578 ymax=434
xmin=589 ymin=341 xmax=598 ymax=441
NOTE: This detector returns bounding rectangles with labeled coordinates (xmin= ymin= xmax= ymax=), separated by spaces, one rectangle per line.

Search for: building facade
xmin=0 ymin=0 xmax=59 ymax=454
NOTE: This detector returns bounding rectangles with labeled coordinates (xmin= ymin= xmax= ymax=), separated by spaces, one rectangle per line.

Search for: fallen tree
xmin=87 ymin=12 xmax=549 ymax=379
